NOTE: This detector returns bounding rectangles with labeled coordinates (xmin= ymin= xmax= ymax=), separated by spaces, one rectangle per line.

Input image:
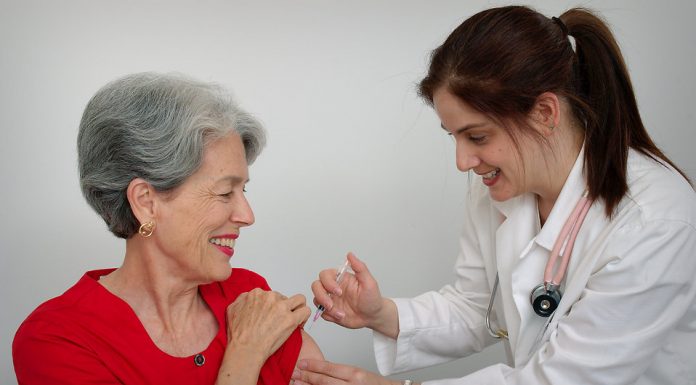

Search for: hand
xmin=292 ymin=359 xmax=401 ymax=385
xmin=311 ymin=252 xmax=389 ymax=331
xmin=225 ymin=288 xmax=310 ymax=361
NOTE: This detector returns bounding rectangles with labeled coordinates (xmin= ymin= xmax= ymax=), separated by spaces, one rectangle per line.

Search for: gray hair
xmin=78 ymin=72 xmax=266 ymax=239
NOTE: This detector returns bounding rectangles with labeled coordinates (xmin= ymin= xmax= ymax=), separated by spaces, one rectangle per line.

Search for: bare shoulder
xmin=298 ymin=330 xmax=324 ymax=361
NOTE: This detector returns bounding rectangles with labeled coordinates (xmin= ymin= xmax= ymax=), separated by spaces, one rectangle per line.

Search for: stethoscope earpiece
xmin=530 ymin=284 xmax=561 ymax=317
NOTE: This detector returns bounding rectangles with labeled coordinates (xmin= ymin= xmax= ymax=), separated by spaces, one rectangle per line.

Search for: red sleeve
xmin=222 ymin=269 xmax=304 ymax=385
xmin=258 ymin=328 xmax=303 ymax=385
xmin=13 ymin=318 xmax=120 ymax=385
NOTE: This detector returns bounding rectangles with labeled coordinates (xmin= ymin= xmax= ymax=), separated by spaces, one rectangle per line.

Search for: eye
xmin=218 ymin=191 xmax=233 ymax=198
xmin=242 ymin=186 xmax=247 ymax=193
xmin=468 ymin=135 xmax=487 ymax=144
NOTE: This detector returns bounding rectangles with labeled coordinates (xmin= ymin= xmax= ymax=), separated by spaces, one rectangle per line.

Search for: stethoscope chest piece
xmin=530 ymin=284 xmax=561 ymax=317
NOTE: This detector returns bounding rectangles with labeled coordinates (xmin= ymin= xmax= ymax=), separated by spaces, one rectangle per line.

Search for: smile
xmin=209 ymin=235 xmax=237 ymax=258
xmin=482 ymin=168 xmax=500 ymax=179
xmin=209 ymin=237 xmax=236 ymax=248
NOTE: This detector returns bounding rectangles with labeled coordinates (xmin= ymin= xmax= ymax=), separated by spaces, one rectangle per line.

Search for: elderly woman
xmin=13 ymin=72 xmax=322 ymax=384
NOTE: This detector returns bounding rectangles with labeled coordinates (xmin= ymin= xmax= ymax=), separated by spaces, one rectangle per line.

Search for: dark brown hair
xmin=419 ymin=6 xmax=689 ymax=217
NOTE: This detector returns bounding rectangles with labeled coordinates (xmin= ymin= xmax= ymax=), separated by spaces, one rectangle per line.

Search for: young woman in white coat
xmin=292 ymin=6 xmax=696 ymax=385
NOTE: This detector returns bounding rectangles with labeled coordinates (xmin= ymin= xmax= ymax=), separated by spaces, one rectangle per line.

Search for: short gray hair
xmin=78 ymin=72 xmax=266 ymax=239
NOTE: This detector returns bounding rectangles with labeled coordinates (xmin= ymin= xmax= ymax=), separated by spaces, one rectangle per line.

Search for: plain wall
xmin=1 ymin=1 xmax=694 ymax=384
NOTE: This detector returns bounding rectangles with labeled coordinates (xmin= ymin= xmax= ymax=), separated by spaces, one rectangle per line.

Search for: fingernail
xmin=334 ymin=287 xmax=342 ymax=296
xmin=336 ymin=310 xmax=346 ymax=319
xmin=292 ymin=369 xmax=300 ymax=379
xmin=298 ymin=360 xmax=308 ymax=369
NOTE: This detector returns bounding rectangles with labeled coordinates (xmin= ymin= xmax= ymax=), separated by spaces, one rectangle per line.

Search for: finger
xmin=347 ymin=252 xmax=376 ymax=287
xmin=311 ymin=279 xmax=334 ymax=310
xmin=286 ymin=294 xmax=307 ymax=311
xmin=297 ymin=359 xmax=355 ymax=380
xmin=293 ymin=304 xmax=311 ymax=325
xmin=318 ymin=268 xmax=342 ymax=295
xmin=321 ymin=311 xmax=344 ymax=323
xmin=295 ymin=370 xmax=341 ymax=385
xmin=235 ymin=291 xmax=249 ymax=301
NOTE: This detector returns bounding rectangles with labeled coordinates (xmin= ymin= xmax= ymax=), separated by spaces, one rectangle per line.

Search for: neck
xmin=100 ymin=237 xmax=219 ymax=357
xmin=536 ymin=129 xmax=584 ymax=225
xmin=100 ymin=238 xmax=203 ymax=331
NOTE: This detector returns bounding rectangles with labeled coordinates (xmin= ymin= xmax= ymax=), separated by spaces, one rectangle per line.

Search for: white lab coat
xmin=373 ymin=149 xmax=696 ymax=385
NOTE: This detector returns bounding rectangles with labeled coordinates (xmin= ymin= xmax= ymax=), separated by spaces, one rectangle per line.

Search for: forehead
xmin=433 ymin=88 xmax=487 ymax=129
xmin=197 ymin=133 xmax=249 ymax=182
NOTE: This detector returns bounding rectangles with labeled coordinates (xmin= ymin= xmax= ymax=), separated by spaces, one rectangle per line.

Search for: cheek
xmin=162 ymin=201 xmax=217 ymax=242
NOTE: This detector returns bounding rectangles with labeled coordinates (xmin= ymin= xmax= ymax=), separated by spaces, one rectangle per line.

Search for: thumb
xmin=346 ymin=252 xmax=375 ymax=286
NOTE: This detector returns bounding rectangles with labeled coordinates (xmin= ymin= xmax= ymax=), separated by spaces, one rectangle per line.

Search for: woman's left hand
xmin=291 ymin=359 xmax=401 ymax=385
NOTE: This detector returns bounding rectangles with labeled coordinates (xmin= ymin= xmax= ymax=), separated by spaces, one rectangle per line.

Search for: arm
xmin=415 ymin=218 xmax=696 ymax=385
xmin=374 ymin=184 xmax=496 ymax=374
xmin=296 ymin=219 xmax=696 ymax=385
xmin=298 ymin=330 xmax=324 ymax=361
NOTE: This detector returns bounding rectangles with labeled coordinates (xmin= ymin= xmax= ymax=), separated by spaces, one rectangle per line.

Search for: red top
xmin=13 ymin=268 xmax=302 ymax=385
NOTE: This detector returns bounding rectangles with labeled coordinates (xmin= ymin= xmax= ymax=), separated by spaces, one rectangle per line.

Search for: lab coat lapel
xmin=493 ymin=194 xmax=539 ymax=352
xmin=513 ymin=148 xmax=589 ymax=363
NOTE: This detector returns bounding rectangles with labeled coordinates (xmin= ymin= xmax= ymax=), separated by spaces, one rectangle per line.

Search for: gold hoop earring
xmin=138 ymin=221 xmax=155 ymax=237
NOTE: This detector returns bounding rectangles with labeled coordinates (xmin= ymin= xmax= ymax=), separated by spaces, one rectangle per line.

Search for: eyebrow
xmin=216 ymin=175 xmax=249 ymax=185
xmin=440 ymin=122 xmax=487 ymax=134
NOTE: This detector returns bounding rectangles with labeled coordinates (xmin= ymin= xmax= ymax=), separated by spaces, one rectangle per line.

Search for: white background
xmin=1 ymin=1 xmax=694 ymax=384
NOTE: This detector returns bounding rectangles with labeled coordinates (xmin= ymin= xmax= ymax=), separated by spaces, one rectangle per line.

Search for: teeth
xmin=209 ymin=238 xmax=236 ymax=248
xmin=483 ymin=168 xmax=500 ymax=179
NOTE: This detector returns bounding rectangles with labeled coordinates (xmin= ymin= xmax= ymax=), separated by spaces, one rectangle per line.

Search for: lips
xmin=209 ymin=234 xmax=238 ymax=257
xmin=480 ymin=168 xmax=501 ymax=187
xmin=482 ymin=168 xmax=500 ymax=179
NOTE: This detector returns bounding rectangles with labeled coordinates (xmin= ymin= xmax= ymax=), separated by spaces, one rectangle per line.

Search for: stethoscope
xmin=486 ymin=191 xmax=592 ymax=339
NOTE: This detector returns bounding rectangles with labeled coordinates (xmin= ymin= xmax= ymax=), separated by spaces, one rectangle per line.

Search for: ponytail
xmin=561 ymin=9 xmax=689 ymax=216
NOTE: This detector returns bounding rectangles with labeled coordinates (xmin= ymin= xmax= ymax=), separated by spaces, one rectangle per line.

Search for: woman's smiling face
xmin=153 ymin=133 xmax=255 ymax=284
xmin=433 ymin=87 xmax=542 ymax=202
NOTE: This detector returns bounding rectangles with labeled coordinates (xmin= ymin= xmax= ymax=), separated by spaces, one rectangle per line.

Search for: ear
xmin=126 ymin=178 xmax=158 ymax=224
xmin=529 ymin=92 xmax=561 ymax=136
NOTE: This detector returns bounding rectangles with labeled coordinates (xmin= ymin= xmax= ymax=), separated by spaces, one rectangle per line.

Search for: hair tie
xmin=552 ymin=16 xmax=568 ymax=37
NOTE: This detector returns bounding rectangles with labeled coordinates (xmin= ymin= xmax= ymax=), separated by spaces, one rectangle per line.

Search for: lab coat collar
xmin=534 ymin=146 xmax=587 ymax=252
xmin=490 ymin=190 xmax=529 ymax=219
xmin=489 ymin=145 xmax=587 ymax=254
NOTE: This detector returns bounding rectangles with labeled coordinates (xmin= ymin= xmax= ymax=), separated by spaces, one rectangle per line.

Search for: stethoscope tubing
xmin=545 ymin=191 xmax=591 ymax=288
xmin=486 ymin=274 xmax=507 ymax=339
xmin=485 ymin=191 xmax=593 ymax=339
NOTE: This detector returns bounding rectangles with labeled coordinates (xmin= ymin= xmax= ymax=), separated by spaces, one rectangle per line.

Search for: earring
xmin=138 ymin=221 xmax=156 ymax=237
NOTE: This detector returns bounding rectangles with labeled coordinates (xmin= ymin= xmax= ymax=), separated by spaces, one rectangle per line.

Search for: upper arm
xmin=298 ymin=330 xmax=324 ymax=361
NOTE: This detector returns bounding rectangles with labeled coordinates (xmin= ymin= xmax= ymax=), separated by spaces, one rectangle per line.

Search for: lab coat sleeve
xmin=374 ymin=185 xmax=497 ymax=375
xmin=421 ymin=218 xmax=696 ymax=385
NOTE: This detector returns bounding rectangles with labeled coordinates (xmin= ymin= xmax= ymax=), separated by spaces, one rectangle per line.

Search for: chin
xmin=207 ymin=264 xmax=233 ymax=283
xmin=489 ymin=191 xmax=510 ymax=202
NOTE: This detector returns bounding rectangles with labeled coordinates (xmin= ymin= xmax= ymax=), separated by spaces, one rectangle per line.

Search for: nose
xmin=455 ymin=141 xmax=481 ymax=172
xmin=231 ymin=194 xmax=255 ymax=227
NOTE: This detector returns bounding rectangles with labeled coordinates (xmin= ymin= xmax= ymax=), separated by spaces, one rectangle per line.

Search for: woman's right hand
xmin=216 ymin=289 xmax=309 ymax=385
xmin=225 ymin=288 xmax=310 ymax=361
xmin=311 ymin=253 xmax=398 ymax=337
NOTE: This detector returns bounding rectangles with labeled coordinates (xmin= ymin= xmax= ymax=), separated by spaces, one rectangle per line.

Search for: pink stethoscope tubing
xmin=486 ymin=191 xmax=593 ymax=338
xmin=544 ymin=190 xmax=592 ymax=290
